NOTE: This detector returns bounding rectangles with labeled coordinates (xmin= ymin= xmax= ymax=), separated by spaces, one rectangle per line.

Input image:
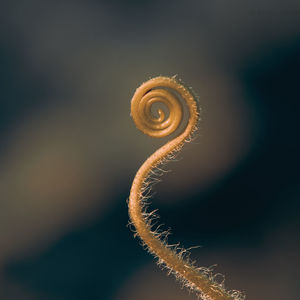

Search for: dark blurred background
xmin=0 ymin=1 xmax=299 ymax=299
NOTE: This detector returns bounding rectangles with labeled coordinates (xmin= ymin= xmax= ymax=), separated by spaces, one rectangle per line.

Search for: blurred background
xmin=0 ymin=1 xmax=299 ymax=299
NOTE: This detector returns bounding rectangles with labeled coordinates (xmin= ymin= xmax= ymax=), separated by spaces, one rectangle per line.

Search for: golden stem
xmin=129 ymin=76 xmax=243 ymax=300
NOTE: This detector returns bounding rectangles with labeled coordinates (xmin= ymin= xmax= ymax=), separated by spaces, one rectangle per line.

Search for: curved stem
xmin=129 ymin=76 xmax=243 ymax=300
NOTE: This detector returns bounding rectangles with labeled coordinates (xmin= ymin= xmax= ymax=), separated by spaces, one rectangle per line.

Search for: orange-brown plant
xmin=129 ymin=76 xmax=244 ymax=300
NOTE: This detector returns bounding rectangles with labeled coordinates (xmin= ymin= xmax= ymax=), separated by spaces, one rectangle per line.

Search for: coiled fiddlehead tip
xmin=129 ymin=76 xmax=245 ymax=300
xmin=131 ymin=76 xmax=199 ymax=139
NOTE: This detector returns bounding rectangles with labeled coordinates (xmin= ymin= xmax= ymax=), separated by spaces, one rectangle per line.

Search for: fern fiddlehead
xmin=129 ymin=76 xmax=244 ymax=300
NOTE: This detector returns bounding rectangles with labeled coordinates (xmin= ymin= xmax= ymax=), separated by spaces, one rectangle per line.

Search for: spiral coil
xmin=131 ymin=76 xmax=194 ymax=138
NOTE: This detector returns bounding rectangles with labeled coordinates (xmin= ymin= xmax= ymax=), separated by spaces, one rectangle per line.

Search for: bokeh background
xmin=0 ymin=1 xmax=299 ymax=299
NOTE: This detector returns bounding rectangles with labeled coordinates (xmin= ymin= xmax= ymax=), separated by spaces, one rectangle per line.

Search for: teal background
xmin=0 ymin=1 xmax=299 ymax=299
